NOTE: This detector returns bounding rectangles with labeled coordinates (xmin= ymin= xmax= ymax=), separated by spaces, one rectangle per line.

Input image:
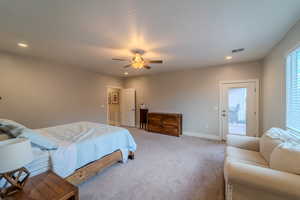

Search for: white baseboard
xmin=183 ymin=131 xmax=221 ymax=141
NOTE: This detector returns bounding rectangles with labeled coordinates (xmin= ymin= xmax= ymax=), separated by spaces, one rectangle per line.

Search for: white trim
xmin=282 ymin=44 xmax=300 ymax=128
xmin=255 ymin=80 xmax=260 ymax=137
xmin=284 ymin=42 xmax=300 ymax=57
xmin=219 ymin=83 xmax=223 ymax=139
xmin=120 ymin=88 xmax=136 ymax=127
xmin=285 ymin=45 xmax=300 ymax=131
xmin=183 ymin=131 xmax=221 ymax=141
xmin=219 ymin=79 xmax=259 ymax=84
xmin=219 ymin=79 xmax=260 ymax=140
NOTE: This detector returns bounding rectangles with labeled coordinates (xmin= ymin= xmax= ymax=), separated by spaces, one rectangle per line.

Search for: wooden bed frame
xmin=65 ymin=151 xmax=134 ymax=185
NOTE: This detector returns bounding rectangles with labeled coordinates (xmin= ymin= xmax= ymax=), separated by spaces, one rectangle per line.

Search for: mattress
xmin=25 ymin=146 xmax=50 ymax=177
xmin=34 ymin=122 xmax=137 ymax=177
xmin=0 ymin=122 xmax=137 ymax=180
xmin=0 ymin=146 xmax=50 ymax=188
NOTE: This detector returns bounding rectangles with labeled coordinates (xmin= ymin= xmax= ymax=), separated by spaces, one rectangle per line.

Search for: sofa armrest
xmin=227 ymin=134 xmax=260 ymax=151
xmin=226 ymin=161 xmax=300 ymax=198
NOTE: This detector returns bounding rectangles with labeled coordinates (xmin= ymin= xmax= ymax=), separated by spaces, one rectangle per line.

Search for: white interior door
xmin=121 ymin=88 xmax=136 ymax=127
xmin=220 ymin=80 xmax=259 ymax=140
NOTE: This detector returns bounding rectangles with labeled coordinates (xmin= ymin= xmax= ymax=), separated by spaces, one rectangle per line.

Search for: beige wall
xmin=262 ymin=20 xmax=300 ymax=132
xmin=4 ymin=19 xmax=298 ymax=134
xmin=124 ymin=61 xmax=262 ymax=137
xmin=0 ymin=52 xmax=123 ymax=129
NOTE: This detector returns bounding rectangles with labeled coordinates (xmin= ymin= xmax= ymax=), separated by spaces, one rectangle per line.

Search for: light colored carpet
xmin=79 ymin=128 xmax=225 ymax=200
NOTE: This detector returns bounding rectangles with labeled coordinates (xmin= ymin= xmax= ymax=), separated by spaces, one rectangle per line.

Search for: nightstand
xmin=6 ymin=171 xmax=79 ymax=200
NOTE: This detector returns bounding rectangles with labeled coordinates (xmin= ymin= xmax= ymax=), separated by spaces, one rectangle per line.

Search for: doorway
xmin=219 ymin=80 xmax=259 ymax=140
xmin=107 ymin=87 xmax=121 ymax=126
xmin=120 ymin=88 xmax=136 ymax=127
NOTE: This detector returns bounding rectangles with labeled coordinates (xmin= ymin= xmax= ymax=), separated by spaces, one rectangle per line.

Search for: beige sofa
xmin=224 ymin=128 xmax=300 ymax=200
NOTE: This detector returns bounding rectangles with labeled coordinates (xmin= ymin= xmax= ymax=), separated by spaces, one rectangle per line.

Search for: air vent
xmin=232 ymin=48 xmax=245 ymax=53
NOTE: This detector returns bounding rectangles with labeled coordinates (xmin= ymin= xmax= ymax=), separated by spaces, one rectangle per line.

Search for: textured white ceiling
xmin=1 ymin=0 xmax=300 ymax=77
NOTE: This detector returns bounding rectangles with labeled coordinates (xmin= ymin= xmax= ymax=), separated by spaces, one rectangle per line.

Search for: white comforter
xmin=36 ymin=122 xmax=137 ymax=177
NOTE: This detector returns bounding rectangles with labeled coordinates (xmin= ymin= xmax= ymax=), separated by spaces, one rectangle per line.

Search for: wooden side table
xmin=6 ymin=171 xmax=78 ymax=200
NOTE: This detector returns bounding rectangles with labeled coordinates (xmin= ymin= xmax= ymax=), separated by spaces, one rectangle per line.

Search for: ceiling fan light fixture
xmin=133 ymin=53 xmax=143 ymax=63
xmin=112 ymin=49 xmax=162 ymax=70
xmin=132 ymin=61 xmax=144 ymax=69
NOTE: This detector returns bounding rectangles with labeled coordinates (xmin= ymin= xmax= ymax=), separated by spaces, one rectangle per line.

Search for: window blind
xmin=286 ymin=47 xmax=300 ymax=133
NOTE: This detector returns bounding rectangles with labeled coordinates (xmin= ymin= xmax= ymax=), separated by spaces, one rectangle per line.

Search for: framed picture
xmin=111 ymin=91 xmax=119 ymax=104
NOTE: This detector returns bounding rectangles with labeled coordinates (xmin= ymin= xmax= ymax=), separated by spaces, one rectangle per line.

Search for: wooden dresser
xmin=147 ymin=112 xmax=182 ymax=137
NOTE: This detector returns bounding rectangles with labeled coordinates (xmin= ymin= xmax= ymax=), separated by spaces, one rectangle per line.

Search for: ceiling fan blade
xmin=123 ymin=64 xmax=131 ymax=68
xmin=112 ymin=58 xmax=128 ymax=61
xmin=148 ymin=60 xmax=163 ymax=64
xmin=144 ymin=65 xmax=151 ymax=69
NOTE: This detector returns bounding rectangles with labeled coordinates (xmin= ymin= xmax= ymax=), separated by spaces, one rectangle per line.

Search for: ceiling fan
xmin=112 ymin=49 xmax=163 ymax=70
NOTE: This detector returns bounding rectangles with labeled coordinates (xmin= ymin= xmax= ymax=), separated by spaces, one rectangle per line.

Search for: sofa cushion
xmin=227 ymin=146 xmax=268 ymax=167
xmin=227 ymin=134 xmax=260 ymax=151
xmin=260 ymin=133 xmax=284 ymax=163
xmin=270 ymin=143 xmax=300 ymax=175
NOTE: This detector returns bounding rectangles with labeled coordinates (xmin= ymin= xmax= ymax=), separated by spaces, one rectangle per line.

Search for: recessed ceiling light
xmin=18 ymin=43 xmax=28 ymax=48
xmin=225 ymin=56 xmax=232 ymax=60
xmin=124 ymin=72 xmax=128 ymax=75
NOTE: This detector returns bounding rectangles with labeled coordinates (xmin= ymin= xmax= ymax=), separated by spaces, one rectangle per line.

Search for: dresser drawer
xmin=148 ymin=116 xmax=162 ymax=126
xmin=147 ymin=112 xmax=182 ymax=137
xmin=162 ymin=117 xmax=179 ymax=126
xmin=163 ymin=126 xmax=179 ymax=136
xmin=148 ymin=124 xmax=163 ymax=133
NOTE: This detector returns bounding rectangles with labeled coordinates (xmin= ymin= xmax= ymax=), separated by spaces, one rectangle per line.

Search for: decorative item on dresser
xmin=8 ymin=171 xmax=79 ymax=200
xmin=140 ymin=108 xmax=148 ymax=129
xmin=147 ymin=112 xmax=182 ymax=137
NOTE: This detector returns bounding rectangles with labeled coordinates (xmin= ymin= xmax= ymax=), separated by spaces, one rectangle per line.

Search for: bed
xmin=0 ymin=120 xmax=137 ymax=185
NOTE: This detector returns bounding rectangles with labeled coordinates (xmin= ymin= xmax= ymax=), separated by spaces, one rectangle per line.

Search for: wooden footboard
xmin=66 ymin=151 xmax=134 ymax=185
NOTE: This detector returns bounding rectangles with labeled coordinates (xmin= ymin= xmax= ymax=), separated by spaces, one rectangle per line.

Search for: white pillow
xmin=270 ymin=143 xmax=300 ymax=174
xmin=0 ymin=119 xmax=28 ymax=138
xmin=266 ymin=127 xmax=300 ymax=143
xmin=18 ymin=129 xmax=58 ymax=150
xmin=0 ymin=119 xmax=27 ymax=129
xmin=260 ymin=131 xmax=284 ymax=163
xmin=0 ymin=134 xmax=10 ymax=141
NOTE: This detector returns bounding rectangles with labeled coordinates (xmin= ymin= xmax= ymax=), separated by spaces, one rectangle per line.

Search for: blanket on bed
xmin=36 ymin=122 xmax=137 ymax=177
